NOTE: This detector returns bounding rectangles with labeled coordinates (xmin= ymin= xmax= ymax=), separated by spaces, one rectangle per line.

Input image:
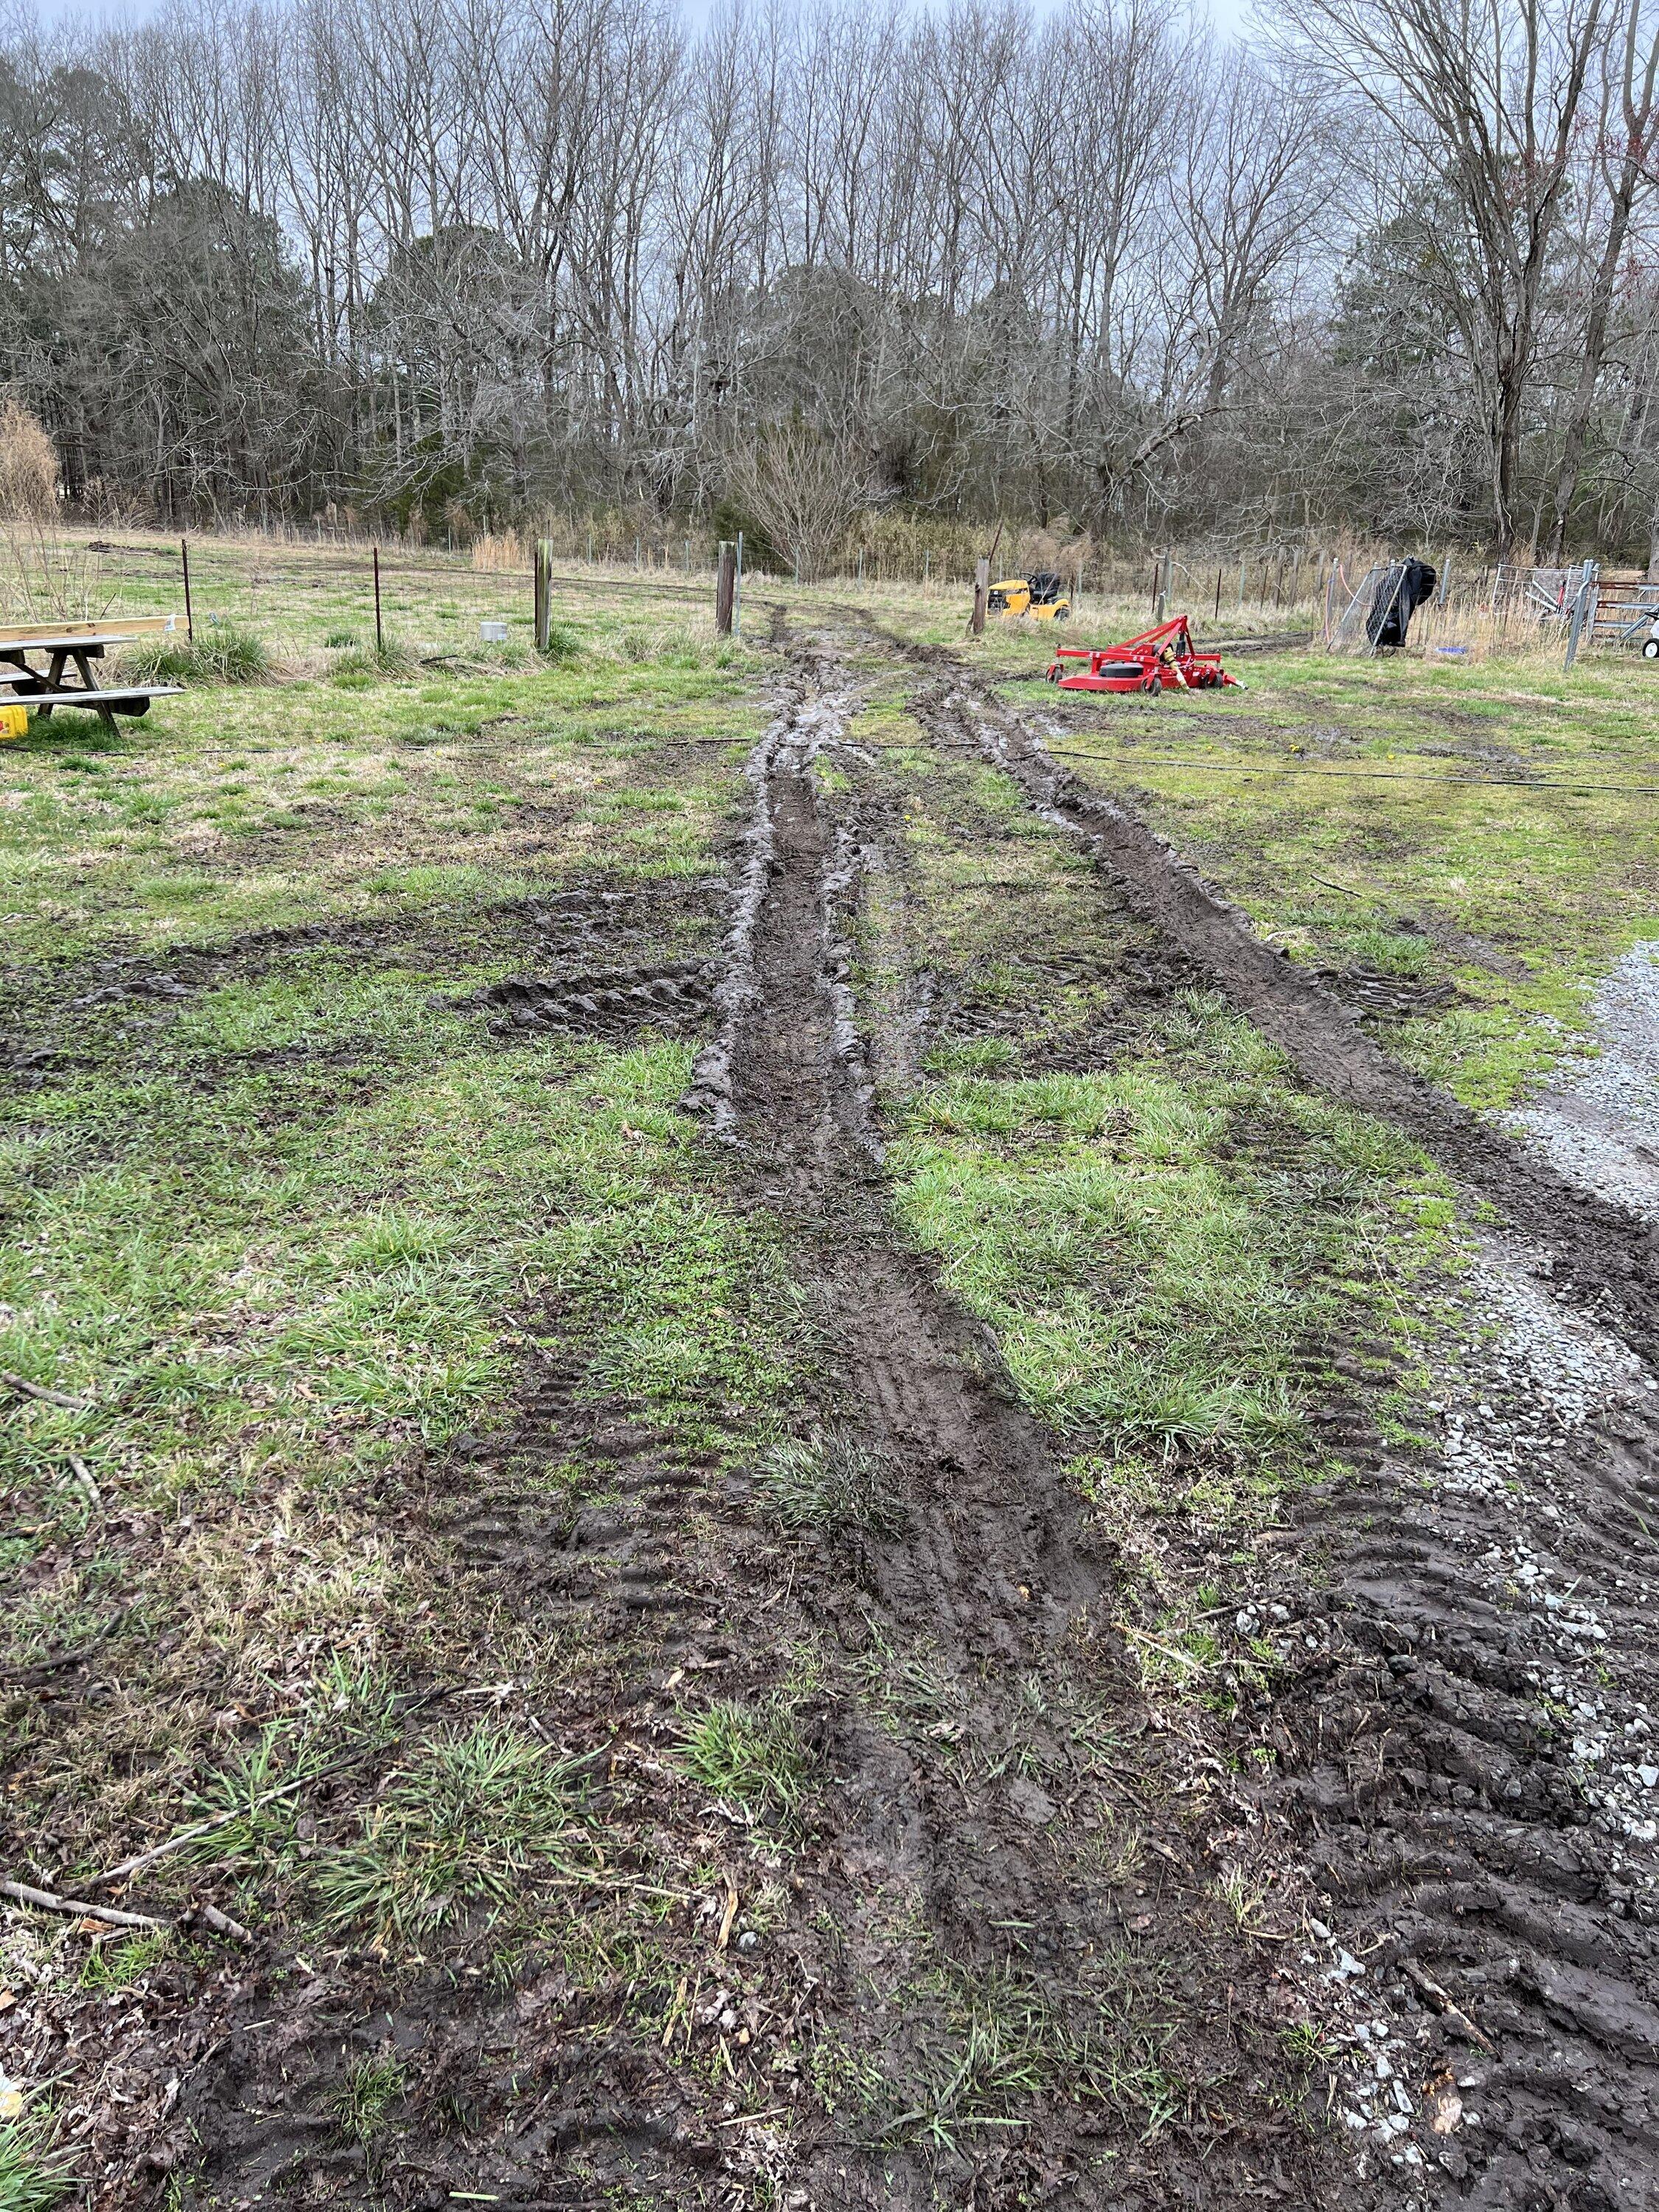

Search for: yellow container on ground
xmin=0 ymin=704 xmax=27 ymax=742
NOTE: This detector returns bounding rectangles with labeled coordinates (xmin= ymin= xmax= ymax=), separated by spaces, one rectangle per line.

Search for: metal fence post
xmin=1565 ymin=560 xmax=1599 ymax=670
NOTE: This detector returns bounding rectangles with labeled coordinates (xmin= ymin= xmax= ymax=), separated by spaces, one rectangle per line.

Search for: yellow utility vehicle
xmin=987 ymin=569 xmax=1072 ymax=622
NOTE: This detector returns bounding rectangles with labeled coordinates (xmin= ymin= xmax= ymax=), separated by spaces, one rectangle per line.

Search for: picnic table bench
xmin=0 ymin=618 xmax=182 ymax=734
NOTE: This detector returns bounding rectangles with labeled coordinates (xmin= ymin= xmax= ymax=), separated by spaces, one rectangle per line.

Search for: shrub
xmin=123 ymin=623 xmax=269 ymax=686
xmin=0 ymin=398 xmax=58 ymax=520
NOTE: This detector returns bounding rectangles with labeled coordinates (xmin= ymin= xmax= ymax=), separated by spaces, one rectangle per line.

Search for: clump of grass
xmin=0 ymin=2112 xmax=72 ymax=2210
xmin=880 ymin=1961 xmax=1183 ymax=2152
xmin=754 ymin=1430 xmax=907 ymax=1539
xmin=540 ymin=620 xmax=582 ymax=663
xmin=345 ymin=1208 xmax=459 ymax=1270
xmin=330 ymin=639 xmax=414 ymax=683
xmin=1338 ymin=925 xmax=1436 ymax=978
xmin=312 ymin=1724 xmax=588 ymax=1953
xmin=655 ymin=625 xmax=702 ymax=668
xmin=616 ymin=625 xmax=652 ymax=663
xmin=77 ymin=1930 xmax=171 ymax=1992
xmin=181 ymin=1719 xmax=338 ymax=1874
xmin=923 ymin=1036 xmax=1018 ymax=1076
xmin=123 ymin=622 xmax=269 ymax=685
xmin=678 ymin=1697 xmax=810 ymax=1815
xmin=333 ymin=2052 xmax=407 ymax=2143
xmin=324 ymin=627 xmax=358 ymax=649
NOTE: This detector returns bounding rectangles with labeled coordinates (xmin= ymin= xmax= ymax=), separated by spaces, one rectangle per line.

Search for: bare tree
xmin=1544 ymin=0 xmax=1659 ymax=556
xmin=1 ymin=0 xmax=1652 ymax=557
xmin=724 ymin=417 xmax=878 ymax=578
xmin=1283 ymin=0 xmax=1613 ymax=555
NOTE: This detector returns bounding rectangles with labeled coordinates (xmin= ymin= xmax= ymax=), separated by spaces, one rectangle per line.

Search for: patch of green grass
xmin=313 ymin=1724 xmax=589 ymax=1954
xmin=1335 ymin=925 xmax=1436 ymax=977
xmin=0 ymin=2114 xmax=72 ymax=2211
xmin=1004 ymin=641 xmax=1659 ymax=1109
xmin=333 ymin=2052 xmax=408 ymax=2143
xmin=886 ymin=992 xmax=1451 ymax=1520
xmin=677 ymin=1697 xmax=810 ymax=1816
xmin=753 ymin=1430 xmax=907 ymax=1539
xmin=922 ymin=1036 xmax=1017 ymax=1075
xmin=77 ymin=1930 xmax=173 ymax=1991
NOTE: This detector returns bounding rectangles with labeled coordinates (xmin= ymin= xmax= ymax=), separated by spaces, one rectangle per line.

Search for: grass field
xmin=2 ymin=535 xmax=1656 ymax=2208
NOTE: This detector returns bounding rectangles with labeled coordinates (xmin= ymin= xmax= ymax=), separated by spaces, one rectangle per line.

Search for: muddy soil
xmin=875 ymin=630 xmax=1659 ymax=2210
xmin=682 ymin=644 xmax=1365 ymax=2208
xmin=153 ymin=647 xmax=1367 ymax=2211
xmin=36 ymin=620 xmax=1659 ymax=2212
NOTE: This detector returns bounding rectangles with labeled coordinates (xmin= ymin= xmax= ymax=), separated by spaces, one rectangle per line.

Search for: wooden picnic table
xmin=0 ymin=619 xmax=181 ymax=734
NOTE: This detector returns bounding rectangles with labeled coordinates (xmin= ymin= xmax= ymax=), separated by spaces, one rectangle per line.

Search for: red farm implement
xmin=1046 ymin=616 xmax=1240 ymax=695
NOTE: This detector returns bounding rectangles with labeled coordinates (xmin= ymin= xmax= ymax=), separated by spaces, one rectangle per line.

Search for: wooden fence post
xmin=534 ymin=538 xmax=552 ymax=652
xmin=372 ymin=544 xmax=383 ymax=655
xmin=716 ymin=542 xmax=736 ymax=636
xmin=180 ymin=537 xmax=194 ymax=641
xmin=972 ymin=559 xmax=989 ymax=636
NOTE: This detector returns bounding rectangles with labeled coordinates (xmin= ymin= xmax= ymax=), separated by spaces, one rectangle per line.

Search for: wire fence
xmin=11 ymin=523 xmax=1659 ymax=666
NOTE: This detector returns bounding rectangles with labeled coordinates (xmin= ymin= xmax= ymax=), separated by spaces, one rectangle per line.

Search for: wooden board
xmin=0 ymin=686 xmax=182 ymax=708
xmin=0 ymin=616 xmax=176 ymax=644
xmin=0 ymin=636 xmax=135 ymax=662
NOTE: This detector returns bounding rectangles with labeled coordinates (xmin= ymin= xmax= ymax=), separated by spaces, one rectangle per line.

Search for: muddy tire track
xmin=703 ymin=642 xmax=1361 ymax=2207
xmin=871 ymin=630 xmax=1659 ymax=2207
xmin=900 ymin=659 xmax=1659 ymax=1368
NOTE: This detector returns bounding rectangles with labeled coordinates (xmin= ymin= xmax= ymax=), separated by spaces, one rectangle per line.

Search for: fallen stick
xmin=3 ymin=1610 xmax=130 ymax=1687
xmin=1 ymin=1370 xmax=91 ymax=1412
xmin=1401 ymin=1958 xmax=1497 ymax=2054
xmin=1 ymin=1879 xmax=162 ymax=1930
xmin=67 ymin=1458 xmax=102 ymax=1506
xmin=189 ymin=1902 xmax=254 ymax=1944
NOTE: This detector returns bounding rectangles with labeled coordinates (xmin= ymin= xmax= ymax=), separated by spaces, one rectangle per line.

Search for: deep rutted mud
xmin=98 ymin=625 xmax=1659 ymax=2211
xmin=880 ymin=633 xmax=1659 ymax=2209
xmin=156 ymin=650 xmax=1357 ymax=2212
xmin=692 ymin=647 xmax=1363 ymax=2207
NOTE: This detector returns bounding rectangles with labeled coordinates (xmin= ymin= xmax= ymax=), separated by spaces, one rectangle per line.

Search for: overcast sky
xmin=27 ymin=0 xmax=1256 ymax=37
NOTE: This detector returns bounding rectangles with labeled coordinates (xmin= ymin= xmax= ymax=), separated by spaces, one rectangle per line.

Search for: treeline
xmin=1 ymin=0 xmax=1657 ymax=560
